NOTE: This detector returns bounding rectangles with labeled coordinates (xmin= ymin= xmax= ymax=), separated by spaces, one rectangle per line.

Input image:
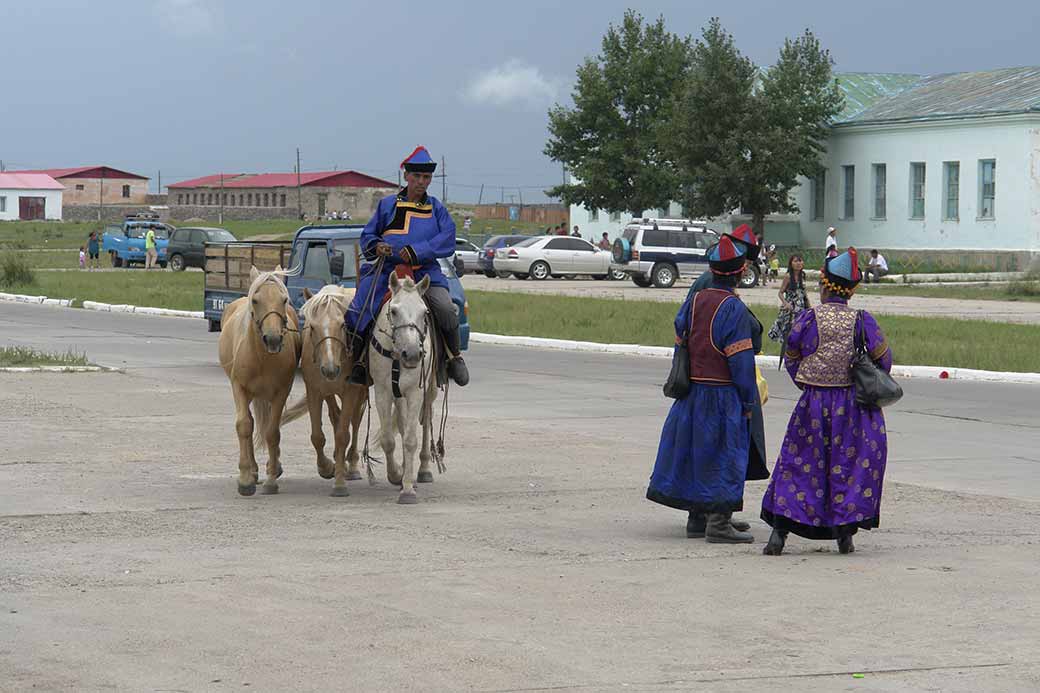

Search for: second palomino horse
xmin=369 ymin=273 xmax=440 ymax=504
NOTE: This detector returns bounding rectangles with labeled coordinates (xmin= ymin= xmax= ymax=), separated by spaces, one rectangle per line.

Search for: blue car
xmin=102 ymin=215 xmax=172 ymax=268
xmin=204 ymin=224 xmax=468 ymax=350
xmin=478 ymin=234 xmax=529 ymax=278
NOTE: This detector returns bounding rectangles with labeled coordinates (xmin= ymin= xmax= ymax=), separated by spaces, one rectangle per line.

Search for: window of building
xmin=75 ymin=184 xmax=85 ymax=191
xmin=122 ymin=185 xmax=130 ymax=198
xmin=841 ymin=165 xmax=855 ymax=220
xmin=248 ymin=193 xmax=253 ymax=206
xmin=872 ymin=164 xmax=886 ymax=219
xmin=943 ymin=162 xmax=960 ymax=221
xmin=222 ymin=193 xmax=227 ymax=205
xmin=177 ymin=194 xmax=183 ymax=205
xmin=910 ymin=162 xmax=926 ymax=219
xmin=609 ymin=211 xmax=621 ymax=222
xmin=811 ymin=171 xmax=825 ymax=220
xmin=192 ymin=193 xmax=197 ymax=204
xmin=979 ymin=159 xmax=996 ymax=218
xmin=228 ymin=194 xmax=235 ymax=206
xmin=239 ymin=194 xmax=244 ymax=206
xmin=280 ymin=194 xmax=286 ymax=207
xmin=0 ymin=196 xmax=6 ymax=213
xmin=263 ymin=193 xmax=269 ymax=207
xmin=588 ymin=209 xmax=599 ymax=222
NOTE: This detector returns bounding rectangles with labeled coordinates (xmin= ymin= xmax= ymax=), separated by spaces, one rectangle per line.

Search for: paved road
xmin=1 ymin=302 xmax=1038 ymax=691
xmin=461 ymin=274 xmax=1040 ymax=324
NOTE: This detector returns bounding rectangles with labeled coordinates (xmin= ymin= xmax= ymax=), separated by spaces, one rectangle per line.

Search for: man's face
xmin=404 ymin=171 xmax=432 ymax=195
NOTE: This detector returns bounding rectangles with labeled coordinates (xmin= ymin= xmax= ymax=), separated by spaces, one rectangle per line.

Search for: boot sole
xmin=686 ymin=530 xmax=706 ymax=538
xmin=706 ymin=536 xmax=755 ymax=544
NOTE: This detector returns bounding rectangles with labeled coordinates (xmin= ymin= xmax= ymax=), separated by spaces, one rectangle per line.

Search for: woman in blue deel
xmin=345 ymin=146 xmax=469 ymax=386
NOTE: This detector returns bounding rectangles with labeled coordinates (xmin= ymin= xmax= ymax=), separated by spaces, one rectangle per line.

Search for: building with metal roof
xmin=0 ymin=173 xmax=64 ymax=221
xmin=6 ymin=165 xmax=149 ymax=207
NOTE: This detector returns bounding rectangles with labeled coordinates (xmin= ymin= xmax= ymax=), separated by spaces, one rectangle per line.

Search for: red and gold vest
xmin=688 ymin=289 xmax=735 ymax=384
xmin=795 ymin=303 xmax=857 ymax=387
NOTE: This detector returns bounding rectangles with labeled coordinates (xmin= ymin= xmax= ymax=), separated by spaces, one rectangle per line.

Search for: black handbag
xmin=663 ymin=330 xmax=690 ymax=399
xmin=851 ymin=310 xmax=903 ymax=409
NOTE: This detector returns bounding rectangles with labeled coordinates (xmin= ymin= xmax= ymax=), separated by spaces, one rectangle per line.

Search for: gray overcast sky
xmin=3 ymin=0 xmax=1039 ymax=202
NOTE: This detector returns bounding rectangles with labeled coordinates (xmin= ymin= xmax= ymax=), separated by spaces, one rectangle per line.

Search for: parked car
xmin=167 ymin=227 xmax=236 ymax=271
xmin=454 ymin=238 xmax=482 ymax=275
xmin=102 ymin=214 xmax=172 ymax=268
xmin=611 ymin=218 xmax=737 ymax=288
xmin=478 ymin=234 xmax=529 ymax=278
xmin=493 ymin=235 xmax=626 ymax=281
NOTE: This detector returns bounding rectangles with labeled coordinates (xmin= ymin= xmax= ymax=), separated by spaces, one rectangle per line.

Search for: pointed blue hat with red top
xmin=822 ymin=247 xmax=862 ymax=296
xmin=724 ymin=223 xmax=761 ymax=261
xmin=401 ymin=146 xmax=437 ymax=173
xmin=708 ymin=235 xmax=747 ymax=276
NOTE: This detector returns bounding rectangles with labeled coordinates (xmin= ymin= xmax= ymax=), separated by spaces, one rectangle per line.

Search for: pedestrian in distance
xmin=87 ymin=230 xmax=101 ymax=271
xmin=865 ymin=249 xmax=889 ymax=283
xmin=144 ymin=226 xmax=158 ymax=270
xmin=79 ymin=246 xmax=86 ymax=270
xmin=598 ymin=232 xmax=611 ymax=251
xmin=825 ymin=227 xmax=839 ymax=259
xmin=767 ymin=253 xmax=811 ymax=348
xmin=760 ymin=248 xmax=892 ymax=556
xmin=571 ymin=225 xmax=581 ymax=238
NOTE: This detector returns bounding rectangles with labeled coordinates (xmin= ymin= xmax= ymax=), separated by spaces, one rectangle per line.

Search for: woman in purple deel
xmin=760 ymin=247 xmax=892 ymax=556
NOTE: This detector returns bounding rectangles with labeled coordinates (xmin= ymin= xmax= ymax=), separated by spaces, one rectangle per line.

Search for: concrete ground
xmin=1 ymin=302 xmax=1039 ymax=692
xmin=460 ymin=274 xmax=1040 ymax=325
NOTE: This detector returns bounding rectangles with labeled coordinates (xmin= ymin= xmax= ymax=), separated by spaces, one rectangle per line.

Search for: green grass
xmin=858 ymin=281 xmax=1040 ymax=303
xmin=466 ymin=290 xmax=1040 ymax=373
xmin=2 ymin=271 xmax=203 ymax=311
xmin=2 ymin=250 xmax=83 ymax=269
xmin=0 ymin=221 xmax=100 ymax=250
xmin=777 ymin=248 xmax=1018 ymax=274
xmin=0 ymin=346 xmax=89 ymax=367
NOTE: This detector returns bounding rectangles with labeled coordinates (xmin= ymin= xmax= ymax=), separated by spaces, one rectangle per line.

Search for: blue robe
xmin=346 ymin=191 xmax=456 ymax=333
xmin=647 ymin=285 xmax=760 ymax=513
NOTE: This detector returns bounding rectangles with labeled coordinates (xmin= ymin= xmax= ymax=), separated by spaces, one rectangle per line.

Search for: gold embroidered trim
xmin=723 ymin=338 xmax=753 ymax=357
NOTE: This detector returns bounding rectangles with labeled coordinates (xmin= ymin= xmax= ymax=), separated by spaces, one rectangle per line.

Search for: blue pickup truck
xmin=102 ymin=214 xmax=171 ymax=268
xmin=203 ymin=224 xmax=470 ymax=350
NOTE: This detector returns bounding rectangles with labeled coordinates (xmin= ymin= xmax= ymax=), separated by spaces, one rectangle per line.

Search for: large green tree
xmin=666 ymin=21 xmax=845 ymax=236
xmin=544 ymin=10 xmax=691 ymax=216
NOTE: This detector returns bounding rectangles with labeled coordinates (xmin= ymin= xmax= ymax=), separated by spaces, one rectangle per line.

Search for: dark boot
xmin=686 ymin=512 xmax=706 ymax=538
xmin=347 ymin=329 xmax=370 ymax=386
xmin=705 ymin=512 xmax=754 ymax=544
xmin=762 ymin=528 xmax=787 ymax=556
xmin=837 ymin=534 xmax=855 ymax=554
xmin=730 ymin=516 xmax=751 ymax=532
xmin=440 ymin=324 xmax=469 ymax=386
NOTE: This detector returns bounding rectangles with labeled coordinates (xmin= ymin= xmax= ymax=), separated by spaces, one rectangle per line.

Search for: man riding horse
xmin=346 ymin=146 xmax=470 ymax=387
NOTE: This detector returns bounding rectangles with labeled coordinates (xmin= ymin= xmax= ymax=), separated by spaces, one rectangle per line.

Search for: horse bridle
xmin=375 ymin=311 xmax=429 ymax=361
xmin=254 ymin=309 xmax=291 ymax=337
xmin=306 ymin=326 xmax=350 ymax=366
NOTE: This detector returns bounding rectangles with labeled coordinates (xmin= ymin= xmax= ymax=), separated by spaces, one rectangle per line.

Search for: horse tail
xmin=252 ymin=399 xmax=273 ymax=451
xmin=280 ymin=395 xmax=309 ymax=427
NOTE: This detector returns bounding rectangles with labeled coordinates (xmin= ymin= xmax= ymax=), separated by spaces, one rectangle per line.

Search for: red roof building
xmin=7 ymin=165 xmax=149 ymax=206
xmin=0 ymin=173 xmax=65 ymax=221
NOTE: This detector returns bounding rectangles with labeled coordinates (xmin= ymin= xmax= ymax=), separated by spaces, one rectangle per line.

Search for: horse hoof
xmin=237 ymin=483 xmax=257 ymax=497
xmin=317 ymin=465 xmax=335 ymax=480
xmin=330 ymin=486 xmax=350 ymax=498
xmin=417 ymin=471 xmax=434 ymax=483
xmin=274 ymin=464 xmax=284 ymax=480
xmin=397 ymin=491 xmax=418 ymax=505
xmin=260 ymin=483 xmax=279 ymax=495
xmin=347 ymin=470 xmax=363 ymax=481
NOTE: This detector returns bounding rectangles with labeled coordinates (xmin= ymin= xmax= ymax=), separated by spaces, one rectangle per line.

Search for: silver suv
xmin=610 ymin=218 xmax=718 ymax=288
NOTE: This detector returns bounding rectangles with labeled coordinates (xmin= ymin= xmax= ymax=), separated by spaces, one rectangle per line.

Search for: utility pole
xmin=477 ymin=183 xmax=484 ymax=206
xmin=157 ymin=170 xmax=161 ymax=196
xmin=501 ymin=187 xmax=504 ymax=203
xmin=0 ymin=160 xmax=5 ymax=172
xmin=98 ymin=168 xmax=105 ymax=222
xmin=219 ymin=173 xmax=224 ymax=224
xmin=296 ymin=148 xmax=303 ymax=220
xmin=518 ymin=188 xmax=523 ymax=209
xmin=441 ymin=156 xmax=446 ymax=202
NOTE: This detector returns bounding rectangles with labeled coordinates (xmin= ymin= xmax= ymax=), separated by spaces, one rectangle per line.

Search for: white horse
xmin=369 ymin=273 xmax=439 ymax=504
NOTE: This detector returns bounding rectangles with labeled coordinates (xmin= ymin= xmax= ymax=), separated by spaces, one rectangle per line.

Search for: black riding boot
xmin=688 ymin=512 xmax=750 ymax=538
xmin=762 ymin=528 xmax=788 ymax=555
xmin=440 ymin=326 xmax=470 ymax=386
xmin=347 ymin=328 xmax=370 ymax=385
xmin=705 ymin=512 xmax=754 ymax=544
xmin=837 ymin=533 xmax=855 ymax=554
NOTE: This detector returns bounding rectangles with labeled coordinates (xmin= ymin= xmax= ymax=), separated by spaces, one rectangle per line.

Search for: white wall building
xmin=0 ymin=173 xmax=64 ymax=221
xmin=568 ymin=200 xmax=687 ymax=243
xmin=571 ymin=67 xmax=1040 ymax=255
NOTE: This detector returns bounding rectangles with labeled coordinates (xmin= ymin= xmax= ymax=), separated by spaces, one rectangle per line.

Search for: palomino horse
xmin=370 ymin=273 xmax=439 ymax=504
xmin=218 ymin=266 xmax=302 ymax=496
xmin=281 ymin=285 xmax=367 ymax=497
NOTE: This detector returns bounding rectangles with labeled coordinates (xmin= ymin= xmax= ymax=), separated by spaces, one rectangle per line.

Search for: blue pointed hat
xmin=708 ymin=235 xmax=747 ymax=275
xmin=822 ymin=247 xmax=862 ymax=296
xmin=401 ymin=146 xmax=436 ymax=173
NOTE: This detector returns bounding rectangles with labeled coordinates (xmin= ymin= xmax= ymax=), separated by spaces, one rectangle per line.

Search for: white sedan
xmin=493 ymin=236 xmax=626 ymax=280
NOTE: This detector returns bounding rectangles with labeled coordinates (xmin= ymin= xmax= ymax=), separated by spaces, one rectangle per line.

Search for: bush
xmin=0 ymin=251 xmax=37 ymax=288
xmin=1005 ymin=280 xmax=1040 ymax=297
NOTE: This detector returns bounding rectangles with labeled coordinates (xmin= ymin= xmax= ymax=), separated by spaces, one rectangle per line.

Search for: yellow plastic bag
xmin=756 ymin=364 xmax=769 ymax=405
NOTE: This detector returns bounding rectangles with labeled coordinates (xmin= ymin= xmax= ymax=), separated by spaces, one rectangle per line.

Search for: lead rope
xmin=351 ymin=254 xmax=386 ymax=486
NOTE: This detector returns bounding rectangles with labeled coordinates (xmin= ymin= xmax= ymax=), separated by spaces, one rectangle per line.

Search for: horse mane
xmin=300 ymin=285 xmax=352 ymax=322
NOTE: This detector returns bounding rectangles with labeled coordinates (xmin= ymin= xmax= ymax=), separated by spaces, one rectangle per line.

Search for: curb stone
xmin=469 ymin=332 xmax=1040 ymax=386
xmin=0 ymin=366 xmax=122 ymax=374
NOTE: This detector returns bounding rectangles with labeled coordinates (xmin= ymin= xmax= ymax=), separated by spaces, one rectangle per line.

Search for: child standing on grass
xmin=79 ymin=246 xmax=86 ymax=270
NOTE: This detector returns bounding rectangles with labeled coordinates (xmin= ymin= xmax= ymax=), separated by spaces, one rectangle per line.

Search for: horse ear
xmin=249 ymin=265 xmax=260 ymax=283
xmin=389 ymin=272 xmax=400 ymax=292
xmin=417 ymin=275 xmax=431 ymax=295
xmin=302 ymin=287 xmax=314 ymax=300
xmin=275 ymin=264 xmax=283 ymax=273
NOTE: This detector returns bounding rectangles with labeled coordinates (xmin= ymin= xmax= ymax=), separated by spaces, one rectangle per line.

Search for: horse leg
xmin=345 ymin=390 xmax=365 ymax=481
xmin=233 ymin=385 xmax=258 ymax=496
xmin=309 ymin=391 xmax=334 ymax=480
xmin=375 ymin=384 xmax=402 ymax=487
xmin=261 ymin=389 xmax=290 ymax=495
xmin=397 ymin=390 xmax=422 ymax=504
xmin=330 ymin=394 xmax=350 ymax=497
xmin=417 ymin=393 xmax=434 ymax=483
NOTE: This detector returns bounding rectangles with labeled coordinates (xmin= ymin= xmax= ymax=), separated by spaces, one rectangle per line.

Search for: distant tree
xmin=544 ymin=10 xmax=691 ymax=217
xmin=666 ymin=21 xmax=845 ymax=236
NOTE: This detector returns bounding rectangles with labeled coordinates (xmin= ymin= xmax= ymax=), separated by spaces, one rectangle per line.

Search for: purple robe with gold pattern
xmin=760 ymin=297 xmax=892 ymax=539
